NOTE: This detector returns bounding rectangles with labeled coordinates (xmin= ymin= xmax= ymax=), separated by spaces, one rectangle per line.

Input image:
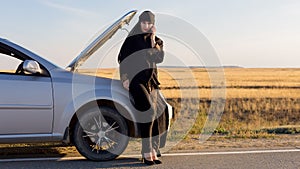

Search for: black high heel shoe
xmin=151 ymin=149 xmax=162 ymax=164
xmin=153 ymin=159 xmax=162 ymax=164
xmin=142 ymin=158 xmax=155 ymax=165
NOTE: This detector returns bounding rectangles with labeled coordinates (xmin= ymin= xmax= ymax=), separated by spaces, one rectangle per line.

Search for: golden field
xmin=93 ymin=67 xmax=300 ymax=98
xmin=93 ymin=68 xmax=300 ymax=137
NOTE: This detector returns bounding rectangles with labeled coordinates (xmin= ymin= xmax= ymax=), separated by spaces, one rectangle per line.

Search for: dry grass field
xmin=94 ymin=67 xmax=300 ymax=138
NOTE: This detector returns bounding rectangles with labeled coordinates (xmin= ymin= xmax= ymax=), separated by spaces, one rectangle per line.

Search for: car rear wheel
xmin=73 ymin=106 xmax=129 ymax=161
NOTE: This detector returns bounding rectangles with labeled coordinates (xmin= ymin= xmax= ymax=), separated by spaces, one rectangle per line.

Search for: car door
xmin=0 ymin=46 xmax=53 ymax=135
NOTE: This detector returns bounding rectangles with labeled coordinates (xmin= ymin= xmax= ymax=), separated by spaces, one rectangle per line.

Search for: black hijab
xmin=118 ymin=11 xmax=155 ymax=63
xmin=128 ymin=10 xmax=155 ymax=37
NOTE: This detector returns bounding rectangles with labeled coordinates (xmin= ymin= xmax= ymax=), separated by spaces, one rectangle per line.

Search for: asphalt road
xmin=0 ymin=149 xmax=300 ymax=169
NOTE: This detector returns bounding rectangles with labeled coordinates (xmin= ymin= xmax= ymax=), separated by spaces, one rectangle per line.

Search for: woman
xmin=118 ymin=11 xmax=164 ymax=165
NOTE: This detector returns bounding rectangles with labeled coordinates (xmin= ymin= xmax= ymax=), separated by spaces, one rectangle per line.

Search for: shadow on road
xmin=0 ymin=143 xmax=69 ymax=159
xmin=0 ymin=144 xmax=152 ymax=168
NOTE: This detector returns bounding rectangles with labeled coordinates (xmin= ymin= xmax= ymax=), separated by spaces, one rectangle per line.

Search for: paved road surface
xmin=0 ymin=149 xmax=299 ymax=169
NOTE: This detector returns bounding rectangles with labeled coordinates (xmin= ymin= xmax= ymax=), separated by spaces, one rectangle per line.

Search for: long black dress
xmin=118 ymin=32 xmax=165 ymax=154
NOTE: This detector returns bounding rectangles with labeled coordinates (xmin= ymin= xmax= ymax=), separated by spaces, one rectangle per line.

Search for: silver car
xmin=0 ymin=10 xmax=173 ymax=161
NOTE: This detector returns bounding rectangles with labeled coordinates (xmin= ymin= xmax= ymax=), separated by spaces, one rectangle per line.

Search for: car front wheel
xmin=73 ymin=106 xmax=129 ymax=161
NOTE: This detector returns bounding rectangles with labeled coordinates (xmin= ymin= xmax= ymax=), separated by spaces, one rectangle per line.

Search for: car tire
xmin=73 ymin=106 xmax=129 ymax=161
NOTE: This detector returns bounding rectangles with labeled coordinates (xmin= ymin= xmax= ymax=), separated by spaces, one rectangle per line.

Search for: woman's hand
xmin=151 ymin=25 xmax=156 ymax=34
xmin=122 ymin=79 xmax=130 ymax=90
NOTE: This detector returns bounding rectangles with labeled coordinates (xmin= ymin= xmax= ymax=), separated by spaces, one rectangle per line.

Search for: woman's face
xmin=140 ymin=21 xmax=154 ymax=33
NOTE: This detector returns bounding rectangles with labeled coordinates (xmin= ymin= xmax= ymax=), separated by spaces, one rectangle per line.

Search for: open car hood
xmin=67 ymin=10 xmax=137 ymax=71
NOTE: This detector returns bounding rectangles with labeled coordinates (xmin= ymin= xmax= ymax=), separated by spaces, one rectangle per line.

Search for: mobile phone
xmin=149 ymin=26 xmax=154 ymax=33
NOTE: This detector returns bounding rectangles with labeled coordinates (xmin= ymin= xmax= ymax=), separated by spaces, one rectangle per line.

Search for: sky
xmin=0 ymin=0 xmax=299 ymax=68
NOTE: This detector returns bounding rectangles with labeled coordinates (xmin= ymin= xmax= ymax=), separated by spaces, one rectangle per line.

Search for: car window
xmin=0 ymin=52 xmax=23 ymax=74
xmin=0 ymin=42 xmax=50 ymax=77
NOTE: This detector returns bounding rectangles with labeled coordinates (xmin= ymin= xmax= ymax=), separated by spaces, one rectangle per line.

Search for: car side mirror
xmin=23 ymin=60 xmax=42 ymax=74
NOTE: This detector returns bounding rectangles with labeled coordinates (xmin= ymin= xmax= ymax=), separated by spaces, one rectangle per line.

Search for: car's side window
xmin=0 ymin=52 xmax=23 ymax=74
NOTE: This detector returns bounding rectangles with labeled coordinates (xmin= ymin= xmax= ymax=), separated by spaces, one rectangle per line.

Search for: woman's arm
xmin=147 ymin=36 xmax=164 ymax=63
xmin=118 ymin=37 xmax=135 ymax=90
